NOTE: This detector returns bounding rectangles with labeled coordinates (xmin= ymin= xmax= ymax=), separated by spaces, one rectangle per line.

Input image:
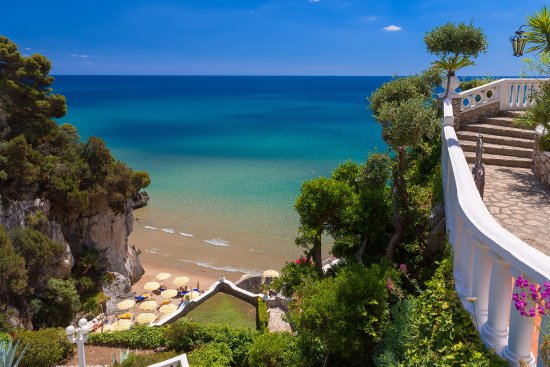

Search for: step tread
xmin=456 ymin=131 xmax=534 ymax=145
xmin=459 ymin=140 xmax=533 ymax=153
xmin=462 ymin=123 xmax=536 ymax=134
xmin=463 ymin=151 xmax=532 ymax=162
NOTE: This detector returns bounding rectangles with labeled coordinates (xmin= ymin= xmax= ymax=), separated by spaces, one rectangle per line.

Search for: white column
xmin=499 ymin=82 xmax=509 ymax=111
xmin=471 ymin=238 xmax=492 ymax=327
xmin=457 ymin=228 xmax=474 ymax=300
xmin=481 ymin=254 xmax=513 ymax=354
xmin=453 ymin=217 xmax=464 ymax=283
xmin=502 ymin=300 xmax=536 ymax=366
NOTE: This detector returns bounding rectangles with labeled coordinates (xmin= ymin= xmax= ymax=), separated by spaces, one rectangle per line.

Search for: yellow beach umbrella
xmin=184 ymin=291 xmax=200 ymax=301
xmin=144 ymin=281 xmax=160 ymax=291
xmin=159 ymin=304 xmax=178 ymax=314
xmin=111 ymin=319 xmax=132 ymax=331
xmin=139 ymin=300 xmax=158 ymax=310
xmin=116 ymin=299 xmax=135 ymax=311
xmin=161 ymin=289 xmax=178 ymax=298
xmin=118 ymin=313 xmax=133 ymax=320
xmin=262 ymin=270 xmax=280 ymax=279
xmin=156 ymin=272 xmax=172 ymax=281
xmin=135 ymin=313 xmax=157 ymax=324
xmin=173 ymin=276 xmax=189 ymax=287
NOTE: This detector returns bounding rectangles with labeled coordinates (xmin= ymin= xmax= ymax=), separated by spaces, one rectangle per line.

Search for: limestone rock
xmin=102 ymin=272 xmax=133 ymax=315
xmin=133 ymin=191 xmax=150 ymax=209
xmin=235 ymin=274 xmax=262 ymax=294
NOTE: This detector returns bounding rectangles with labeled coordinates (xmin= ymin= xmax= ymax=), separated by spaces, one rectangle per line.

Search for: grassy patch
xmin=186 ymin=293 xmax=257 ymax=330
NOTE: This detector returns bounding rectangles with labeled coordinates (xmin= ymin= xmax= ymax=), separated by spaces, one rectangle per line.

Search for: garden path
xmin=482 ymin=165 xmax=550 ymax=254
xmin=268 ymin=307 xmax=292 ymax=333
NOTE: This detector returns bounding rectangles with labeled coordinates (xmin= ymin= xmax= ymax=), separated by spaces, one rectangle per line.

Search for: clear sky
xmin=2 ymin=1 xmax=546 ymax=75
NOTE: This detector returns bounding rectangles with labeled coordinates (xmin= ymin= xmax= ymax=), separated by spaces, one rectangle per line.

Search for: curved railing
xmin=442 ymin=92 xmax=550 ymax=366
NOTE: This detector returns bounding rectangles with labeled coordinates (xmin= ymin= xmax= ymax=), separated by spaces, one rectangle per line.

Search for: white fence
xmin=146 ymin=354 xmax=189 ymax=367
xmin=442 ymin=78 xmax=550 ymax=366
xmin=458 ymin=78 xmax=545 ymax=113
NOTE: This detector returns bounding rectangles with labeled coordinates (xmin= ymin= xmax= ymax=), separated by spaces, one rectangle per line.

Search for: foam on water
xmin=143 ymin=225 xmax=157 ymax=230
xmin=179 ymin=232 xmax=194 ymax=237
xmin=203 ymin=239 xmax=230 ymax=247
xmin=176 ymin=258 xmax=259 ymax=275
xmin=161 ymin=228 xmax=175 ymax=234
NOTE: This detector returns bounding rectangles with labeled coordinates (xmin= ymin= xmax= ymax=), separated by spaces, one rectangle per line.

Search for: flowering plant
xmin=512 ymin=274 xmax=550 ymax=365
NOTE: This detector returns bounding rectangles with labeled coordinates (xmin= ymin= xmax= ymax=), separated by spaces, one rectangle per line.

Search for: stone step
xmin=456 ymin=131 xmax=534 ymax=149
xmin=499 ymin=110 xmax=526 ymax=118
xmin=480 ymin=116 xmax=536 ymax=130
xmin=461 ymin=123 xmax=537 ymax=140
xmin=459 ymin=140 xmax=533 ymax=159
xmin=463 ymin=151 xmax=532 ymax=168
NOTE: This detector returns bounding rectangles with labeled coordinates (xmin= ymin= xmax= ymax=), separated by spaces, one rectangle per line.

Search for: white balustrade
xmin=441 ymin=79 xmax=550 ymax=365
xmin=458 ymin=78 xmax=546 ymax=113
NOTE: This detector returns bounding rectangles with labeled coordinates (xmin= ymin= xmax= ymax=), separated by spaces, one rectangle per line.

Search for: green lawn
xmin=185 ymin=293 xmax=257 ymax=330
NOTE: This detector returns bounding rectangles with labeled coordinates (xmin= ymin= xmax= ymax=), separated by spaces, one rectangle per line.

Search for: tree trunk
xmin=386 ymin=147 xmax=408 ymax=262
xmin=313 ymin=235 xmax=323 ymax=275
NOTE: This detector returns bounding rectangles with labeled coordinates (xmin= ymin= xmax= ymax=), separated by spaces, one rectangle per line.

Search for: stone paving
xmin=268 ymin=307 xmax=292 ymax=332
xmin=483 ymin=165 xmax=550 ymax=254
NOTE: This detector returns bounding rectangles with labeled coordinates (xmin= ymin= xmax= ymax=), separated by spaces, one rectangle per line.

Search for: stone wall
xmin=533 ymin=136 xmax=550 ymax=185
xmin=452 ymin=99 xmax=500 ymax=129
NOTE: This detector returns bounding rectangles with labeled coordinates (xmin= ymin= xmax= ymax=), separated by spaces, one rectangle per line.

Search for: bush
xmin=164 ymin=320 xmax=257 ymax=366
xmin=256 ymin=298 xmax=268 ymax=332
xmin=398 ymin=253 xmax=507 ymax=366
xmin=187 ymin=342 xmax=232 ymax=367
xmin=87 ymin=325 xmax=167 ymax=349
xmin=15 ymin=328 xmax=74 ymax=367
xmin=459 ymin=77 xmax=496 ymax=91
xmin=247 ymin=332 xmax=301 ymax=367
xmin=272 ymin=258 xmax=318 ymax=298
xmin=31 ymin=278 xmax=80 ymax=328
xmin=0 ymin=332 xmax=11 ymax=343
xmin=121 ymin=351 xmax=178 ymax=367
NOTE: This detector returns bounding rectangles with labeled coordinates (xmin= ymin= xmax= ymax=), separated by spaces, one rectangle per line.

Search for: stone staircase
xmin=456 ymin=111 xmax=536 ymax=168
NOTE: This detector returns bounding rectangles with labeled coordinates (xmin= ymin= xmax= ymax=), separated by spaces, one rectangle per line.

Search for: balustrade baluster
xmin=457 ymin=228 xmax=474 ymax=299
xmin=453 ymin=217 xmax=464 ymax=283
xmin=471 ymin=238 xmax=492 ymax=327
xmin=481 ymin=254 xmax=513 ymax=354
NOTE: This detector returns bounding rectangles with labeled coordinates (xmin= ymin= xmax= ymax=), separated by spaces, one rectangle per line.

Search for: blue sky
xmin=2 ymin=1 xmax=546 ymax=75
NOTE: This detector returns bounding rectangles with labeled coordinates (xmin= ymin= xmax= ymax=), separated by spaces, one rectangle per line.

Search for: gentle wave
xmin=176 ymin=258 xmax=259 ymax=275
xmin=143 ymin=225 xmax=157 ymax=230
xmin=161 ymin=228 xmax=175 ymax=234
xmin=179 ymin=232 xmax=194 ymax=238
xmin=203 ymin=239 xmax=229 ymax=247
xmin=145 ymin=248 xmax=158 ymax=254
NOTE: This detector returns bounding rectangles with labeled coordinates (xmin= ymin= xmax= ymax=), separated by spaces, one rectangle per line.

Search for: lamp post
xmin=511 ymin=25 xmax=528 ymax=57
xmin=66 ymin=318 xmax=89 ymax=367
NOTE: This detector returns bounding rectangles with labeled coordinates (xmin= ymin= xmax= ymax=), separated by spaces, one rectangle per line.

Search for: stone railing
xmin=146 ymin=354 xmax=189 ymax=367
xmin=449 ymin=78 xmax=546 ymax=128
xmin=442 ymin=91 xmax=550 ymax=366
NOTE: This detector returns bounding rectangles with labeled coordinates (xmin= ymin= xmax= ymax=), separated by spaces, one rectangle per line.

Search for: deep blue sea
xmin=55 ymin=76 xmax=389 ymax=273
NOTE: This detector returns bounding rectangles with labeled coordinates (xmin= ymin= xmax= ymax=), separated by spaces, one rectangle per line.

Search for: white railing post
xmin=453 ymin=217 xmax=464 ymax=283
xmin=481 ymin=254 xmax=513 ymax=353
xmin=471 ymin=238 xmax=492 ymax=327
xmin=502 ymin=273 xmax=536 ymax=366
xmin=499 ymin=81 xmax=509 ymax=111
xmin=457 ymin=228 xmax=474 ymax=300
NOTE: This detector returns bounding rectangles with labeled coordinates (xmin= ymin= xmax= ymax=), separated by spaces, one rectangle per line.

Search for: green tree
xmin=0 ymin=225 xmax=27 ymax=309
xmin=187 ymin=342 xmax=232 ymax=367
xmin=31 ymin=278 xmax=80 ymax=328
xmin=290 ymin=263 xmax=392 ymax=367
xmin=247 ymin=332 xmax=301 ymax=367
xmin=295 ymin=177 xmax=356 ymax=273
xmin=424 ymin=22 xmax=487 ymax=78
xmin=526 ymin=6 xmax=550 ymax=55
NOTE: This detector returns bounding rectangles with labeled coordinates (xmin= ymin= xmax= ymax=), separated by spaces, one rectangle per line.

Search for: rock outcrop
xmin=133 ymin=191 xmax=149 ymax=209
xmin=102 ymin=272 xmax=134 ymax=314
xmin=0 ymin=196 xmax=144 ymax=284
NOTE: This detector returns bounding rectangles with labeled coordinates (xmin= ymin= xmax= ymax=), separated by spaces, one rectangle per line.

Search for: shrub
xmin=272 ymin=258 xmax=318 ymax=298
xmin=0 ymin=332 xmax=11 ymax=343
xmin=459 ymin=77 xmax=496 ymax=91
xmin=87 ymin=325 xmax=167 ymax=349
xmin=187 ymin=342 xmax=232 ymax=367
xmin=121 ymin=351 xmax=178 ymax=367
xmin=256 ymin=298 xmax=268 ymax=332
xmin=31 ymin=278 xmax=80 ymax=328
xmin=164 ymin=320 xmax=257 ymax=366
xmin=15 ymin=328 xmax=73 ymax=367
xmin=247 ymin=332 xmax=301 ymax=367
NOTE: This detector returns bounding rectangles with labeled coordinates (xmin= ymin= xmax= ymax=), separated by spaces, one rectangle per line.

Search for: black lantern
xmin=510 ymin=25 xmax=528 ymax=57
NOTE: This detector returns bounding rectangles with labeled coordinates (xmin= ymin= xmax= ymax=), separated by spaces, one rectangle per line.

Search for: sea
xmin=55 ymin=76 xmax=389 ymax=275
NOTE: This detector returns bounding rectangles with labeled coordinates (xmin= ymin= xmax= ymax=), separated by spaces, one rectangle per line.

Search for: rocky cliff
xmin=0 ymin=196 xmax=144 ymax=284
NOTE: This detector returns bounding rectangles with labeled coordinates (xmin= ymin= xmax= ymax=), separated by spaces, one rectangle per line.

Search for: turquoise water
xmin=55 ymin=76 xmax=389 ymax=272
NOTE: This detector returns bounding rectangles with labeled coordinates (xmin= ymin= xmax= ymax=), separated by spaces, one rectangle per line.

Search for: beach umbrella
xmin=116 ymin=299 xmax=135 ymax=311
xmin=184 ymin=291 xmax=200 ymax=301
xmin=156 ymin=272 xmax=172 ymax=281
xmin=144 ymin=281 xmax=160 ymax=291
xmin=118 ymin=313 xmax=132 ymax=320
xmin=262 ymin=270 xmax=280 ymax=279
xmin=161 ymin=289 xmax=178 ymax=298
xmin=112 ymin=319 xmax=132 ymax=331
xmin=135 ymin=313 xmax=157 ymax=325
xmin=159 ymin=304 xmax=178 ymax=314
xmin=139 ymin=300 xmax=158 ymax=310
xmin=173 ymin=276 xmax=189 ymax=287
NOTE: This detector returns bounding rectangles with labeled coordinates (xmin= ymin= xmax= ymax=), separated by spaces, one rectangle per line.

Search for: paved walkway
xmin=483 ymin=165 xmax=550 ymax=255
xmin=268 ymin=307 xmax=292 ymax=332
